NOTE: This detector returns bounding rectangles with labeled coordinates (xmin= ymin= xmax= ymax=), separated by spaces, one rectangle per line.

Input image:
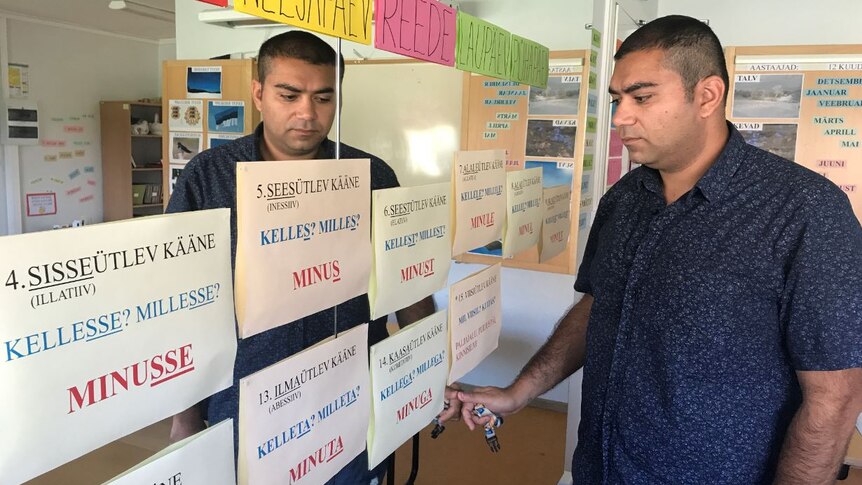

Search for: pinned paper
xmin=186 ymin=67 xmax=222 ymax=99
xmin=455 ymin=11 xmax=510 ymax=79
xmin=503 ymin=168 xmax=543 ymax=257
xmin=509 ymin=34 xmax=549 ymax=89
xmin=369 ymin=183 xmax=451 ymax=319
xmin=235 ymin=0 xmax=372 ymax=45
xmin=374 ymin=0 xmax=456 ymax=66
xmin=0 ymin=210 xmax=237 ymax=484
xmin=448 ymin=264 xmax=502 ymax=383
xmin=539 ymin=185 xmax=572 ymax=263
xmin=368 ymin=311 xmax=448 ymax=467
xmin=169 ymin=99 xmax=204 ymax=132
xmin=238 ymin=325 xmax=370 ymax=485
xmin=170 ymin=132 xmax=203 ymax=162
xmin=208 ymin=100 xmax=244 ymax=133
xmin=452 ymin=150 xmax=506 ymax=256
xmin=105 ymin=419 xmax=235 ymax=485
xmin=235 ymin=159 xmax=371 ymax=337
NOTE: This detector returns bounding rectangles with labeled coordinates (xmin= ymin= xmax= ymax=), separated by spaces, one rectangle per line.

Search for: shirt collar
xmin=252 ymin=122 xmax=337 ymax=161
xmin=694 ymin=122 xmax=746 ymax=203
xmin=636 ymin=121 xmax=746 ymax=203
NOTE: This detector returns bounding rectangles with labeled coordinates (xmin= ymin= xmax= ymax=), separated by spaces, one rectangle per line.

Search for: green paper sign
xmin=455 ymin=11 xmax=511 ymax=79
xmin=509 ymin=34 xmax=549 ymax=89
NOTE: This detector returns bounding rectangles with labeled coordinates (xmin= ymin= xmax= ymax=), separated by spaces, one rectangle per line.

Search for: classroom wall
xmin=658 ymin=0 xmax=862 ymax=46
xmin=4 ymin=18 xmax=160 ymax=233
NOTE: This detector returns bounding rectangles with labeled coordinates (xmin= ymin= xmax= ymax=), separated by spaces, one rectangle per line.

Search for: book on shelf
xmin=143 ymin=184 xmax=161 ymax=205
xmin=132 ymin=184 xmax=147 ymax=205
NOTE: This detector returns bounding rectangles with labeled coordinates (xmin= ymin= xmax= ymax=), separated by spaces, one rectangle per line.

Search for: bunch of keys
xmin=430 ymin=400 xmax=450 ymax=439
xmin=473 ymin=403 xmax=503 ymax=452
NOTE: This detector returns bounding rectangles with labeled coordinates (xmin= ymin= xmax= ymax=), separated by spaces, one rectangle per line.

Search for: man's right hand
xmin=457 ymin=384 xmax=530 ymax=431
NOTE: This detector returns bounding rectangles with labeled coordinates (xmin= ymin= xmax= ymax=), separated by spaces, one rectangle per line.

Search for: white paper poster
xmin=0 ymin=210 xmax=237 ymax=485
xmin=207 ymin=100 xmax=245 ymax=133
xmin=367 ymin=311 xmax=448 ymax=467
xmin=186 ymin=66 xmax=222 ymax=99
xmin=238 ymin=325 xmax=370 ymax=485
xmin=448 ymin=263 xmax=502 ymax=384
xmin=235 ymin=159 xmax=372 ymax=337
xmin=370 ymin=183 xmax=452 ymax=319
xmin=168 ymin=99 xmax=204 ymax=132
xmin=503 ymin=168 xmax=543 ymax=257
xmin=452 ymin=150 xmax=507 ymax=256
xmin=105 ymin=419 xmax=235 ymax=485
xmin=170 ymin=131 xmax=203 ymax=162
xmin=539 ymin=185 xmax=572 ymax=263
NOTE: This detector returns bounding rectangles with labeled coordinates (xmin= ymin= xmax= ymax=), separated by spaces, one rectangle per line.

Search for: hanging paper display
xmin=235 ymin=159 xmax=372 ymax=337
xmin=369 ymin=183 xmax=451 ymax=319
xmin=238 ymin=325 xmax=370 ymax=485
xmin=0 ymin=210 xmax=237 ymax=484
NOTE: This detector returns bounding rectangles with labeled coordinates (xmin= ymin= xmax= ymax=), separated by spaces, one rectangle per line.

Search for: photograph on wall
xmin=739 ymin=123 xmax=799 ymax=162
xmin=168 ymin=99 xmax=204 ymax=132
xmin=170 ymin=163 xmax=186 ymax=194
xmin=732 ymin=74 xmax=804 ymax=119
xmin=170 ymin=132 xmax=202 ymax=162
xmin=207 ymin=100 xmax=245 ymax=133
xmin=186 ymin=66 xmax=222 ymax=99
xmin=525 ymin=120 xmax=577 ymax=158
xmin=207 ymin=133 xmax=242 ymax=149
xmin=528 ymin=76 xmax=580 ymax=115
xmin=525 ymin=160 xmax=575 ymax=189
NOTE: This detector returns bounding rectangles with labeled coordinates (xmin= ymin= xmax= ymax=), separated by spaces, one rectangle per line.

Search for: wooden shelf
xmin=102 ymin=101 xmax=165 ymax=221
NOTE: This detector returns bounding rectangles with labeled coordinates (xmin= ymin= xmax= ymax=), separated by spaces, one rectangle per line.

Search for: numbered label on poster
xmin=448 ymin=263 xmax=502 ymax=383
xmin=452 ymin=150 xmax=506 ymax=256
xmin=368 ymin=310 xmax=448 ymax=467
xmin=503 ymin=168 xmax=543 ymax=257
xmin=0 ymin=210 xmax=237 ymax=484
xmin=370 ymin=183 xmax=451 ymax=319
xmin=238 ymin=325 xmax=370 ymax=485
xmin=235 ymin=159 xmax=372 ymax=337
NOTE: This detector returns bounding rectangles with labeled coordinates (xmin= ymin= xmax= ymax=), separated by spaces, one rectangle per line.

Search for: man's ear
xmin=695 ymin=75 xmax=726 ymax=118
xmin=252 ymin=79 xmax=264 ymax=112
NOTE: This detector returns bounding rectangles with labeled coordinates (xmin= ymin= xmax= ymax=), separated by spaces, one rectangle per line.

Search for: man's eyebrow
xmin=608 ymin=81 xmax=658 ymax=95
xmin=272 ymin=83 xmax=335 ymax=95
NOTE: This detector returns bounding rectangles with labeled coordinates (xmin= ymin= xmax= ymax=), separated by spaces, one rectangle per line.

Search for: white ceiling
xmin=0 ymin=0 xmax=176 ymax=41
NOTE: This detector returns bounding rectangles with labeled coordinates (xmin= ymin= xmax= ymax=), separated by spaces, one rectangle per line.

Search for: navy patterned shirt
xmin=167 ymin=123 xmax=399 ymax=449
xmin=573 ymin=124 xmax=862 ymax=484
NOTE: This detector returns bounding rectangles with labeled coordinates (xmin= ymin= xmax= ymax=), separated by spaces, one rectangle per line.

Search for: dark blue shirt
xmin=167 ymin=123 xmax=399 ymax=449
xmin=573 ymin=125 xmax=862 ymax=484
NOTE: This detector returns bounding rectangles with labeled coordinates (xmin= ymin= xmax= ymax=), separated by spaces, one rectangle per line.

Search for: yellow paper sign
xmin=234 ymin=0 xmax=373 ymax=45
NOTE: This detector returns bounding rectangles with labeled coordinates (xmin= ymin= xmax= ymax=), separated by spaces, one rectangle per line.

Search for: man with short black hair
xmin=458 ymin=15 xmax=862 ymax=484
xmin=168 ymin=30 xmax=438 ymax=484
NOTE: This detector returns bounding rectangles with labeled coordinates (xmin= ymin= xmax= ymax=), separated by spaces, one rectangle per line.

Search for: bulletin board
xmin=456 ymin=50 xmax=590 ymax=274
xmin=160 ymin=59 xmax=261 ymax=208
xmin=725 ymin=45 xmax=862 ymax=223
